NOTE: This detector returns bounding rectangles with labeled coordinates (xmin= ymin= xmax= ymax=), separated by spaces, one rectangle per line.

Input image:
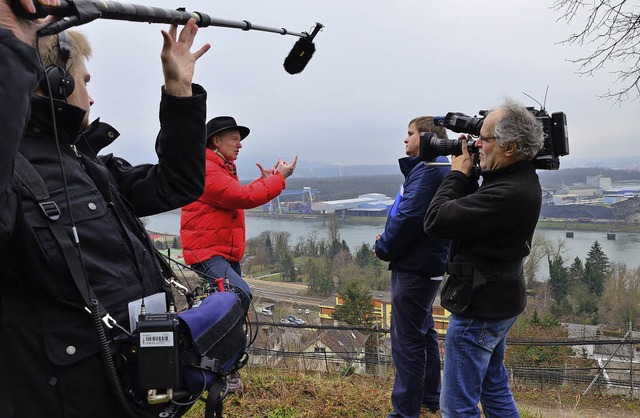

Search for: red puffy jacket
xmin=181 ymin=149 xmax=285 ymax=265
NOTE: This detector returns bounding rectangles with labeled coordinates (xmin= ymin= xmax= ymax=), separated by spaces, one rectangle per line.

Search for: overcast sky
xmin=77 ymin=0 xmax=639 ymax=171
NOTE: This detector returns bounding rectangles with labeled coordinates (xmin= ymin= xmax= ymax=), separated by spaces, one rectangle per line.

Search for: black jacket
xmin=424 ymin=160 xmax=541 ymax=319
xmin=0 ymin=30 xmax=207 ymax=417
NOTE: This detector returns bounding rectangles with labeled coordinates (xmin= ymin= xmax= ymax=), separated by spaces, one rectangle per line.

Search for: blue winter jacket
xmin=375 ymin=156 xmax=450 ymax=276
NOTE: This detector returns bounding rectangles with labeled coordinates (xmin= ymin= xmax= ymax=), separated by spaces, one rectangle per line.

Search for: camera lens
xmin=444 ymin=112 xmax=484 ymax=137
xmin=419 ymin=133 xmax=478 ymax=162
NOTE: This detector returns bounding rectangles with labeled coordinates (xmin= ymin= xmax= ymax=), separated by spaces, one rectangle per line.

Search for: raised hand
xmin=160 ymin=18 xmax=211 ymax=97
xmin=256 ymin=160 xmax=280 ymax=179
xmin=0 ymin=0 xmax=60 ymax=46
xmin=275 ymin=155 xmax=298 ymax=179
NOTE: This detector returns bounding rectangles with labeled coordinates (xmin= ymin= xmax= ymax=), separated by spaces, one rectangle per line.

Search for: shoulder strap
xmin=14 ymin=153 xmax=61 ymax=220
xmin=13 ymin=153 xmax=114 ymax=325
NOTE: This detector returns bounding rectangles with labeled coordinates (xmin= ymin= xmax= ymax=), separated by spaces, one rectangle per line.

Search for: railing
xmin=246 ymin=322 xmax=640 ymax=398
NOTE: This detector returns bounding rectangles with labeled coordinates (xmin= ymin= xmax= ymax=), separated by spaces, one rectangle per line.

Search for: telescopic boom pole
xmin=13 ymin=0 xmax=322 ymax=39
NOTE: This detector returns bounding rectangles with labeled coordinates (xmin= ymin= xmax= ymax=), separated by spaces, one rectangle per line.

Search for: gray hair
xmin=493 ymin=99 xmax=544 ymax=160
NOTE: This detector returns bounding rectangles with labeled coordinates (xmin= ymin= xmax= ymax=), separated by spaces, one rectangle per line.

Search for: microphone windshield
xmin=433 ymin=116 xmax=446 ymax=127
xmin=283 ymin=37 xmax=316 ymax=75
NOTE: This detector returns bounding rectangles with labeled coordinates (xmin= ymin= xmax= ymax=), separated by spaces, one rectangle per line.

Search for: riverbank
xmin=246 ymin=211 xmax=640 ymax=233
xmin=537 ymin=219 xmax=640 ymax=233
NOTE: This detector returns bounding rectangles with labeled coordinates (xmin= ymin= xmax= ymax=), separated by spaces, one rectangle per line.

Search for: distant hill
xmin=238 ymin=159 xmax=399 ymax=179
xmin=283 ymin=175 xmax=403 ymax=202
xmin=236 ymin=156 xmax=640 ymax=200
xmin=285 ymin=169 xmax=640 ymax=201
xmin=537 ymin=167 xmax=640 ymax=189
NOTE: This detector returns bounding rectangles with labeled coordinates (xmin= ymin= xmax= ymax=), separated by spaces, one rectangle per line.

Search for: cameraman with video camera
xmin=0 ymin=1 xmax=211 ymax=416
xmin=424 ymin=99 xmax=544 ymax=417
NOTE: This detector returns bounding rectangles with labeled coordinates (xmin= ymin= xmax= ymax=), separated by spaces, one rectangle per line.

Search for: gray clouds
xmin=79 ymin=0 xmax=639 ymax=169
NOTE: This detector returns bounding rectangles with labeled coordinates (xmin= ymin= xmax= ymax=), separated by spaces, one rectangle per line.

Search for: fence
xmin=246 ymin=321 xmax=640 ymax=399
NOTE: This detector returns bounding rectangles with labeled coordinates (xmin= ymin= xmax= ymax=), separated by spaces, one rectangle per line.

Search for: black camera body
xmin=420 ymin=108 xmax=569 ymax=170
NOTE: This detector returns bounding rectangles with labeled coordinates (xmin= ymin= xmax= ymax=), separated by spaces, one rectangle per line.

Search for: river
xmin=144 ymin=211 xmax=640 ymax=271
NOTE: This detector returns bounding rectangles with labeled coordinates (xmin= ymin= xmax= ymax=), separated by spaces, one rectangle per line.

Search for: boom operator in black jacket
xmin=0 ymin=30 xmax=207 ymax=417
xmin=424 ymin=160 xmax=542 ymax=320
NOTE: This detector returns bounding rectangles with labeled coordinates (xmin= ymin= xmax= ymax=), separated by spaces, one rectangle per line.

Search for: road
xmin=244 ymin=276 xmax=328 ymax=306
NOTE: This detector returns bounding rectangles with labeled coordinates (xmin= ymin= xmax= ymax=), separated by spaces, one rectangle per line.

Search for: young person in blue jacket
xmin=375 ymin=116 xmax=450 ymax=417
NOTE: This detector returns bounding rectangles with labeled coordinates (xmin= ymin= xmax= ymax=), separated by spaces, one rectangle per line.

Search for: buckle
xmin=39 ymin=201 xmax=61 ymax=221
xmin=199 ymin=356 xmax=220 ymax=373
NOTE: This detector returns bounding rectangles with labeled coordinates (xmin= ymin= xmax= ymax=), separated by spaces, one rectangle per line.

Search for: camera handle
xmin=422 ymin=162 xmax=452 ymax=167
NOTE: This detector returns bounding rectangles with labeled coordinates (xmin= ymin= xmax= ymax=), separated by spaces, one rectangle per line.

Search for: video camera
xmin=419 ymin=108 xmax=569 ymax=170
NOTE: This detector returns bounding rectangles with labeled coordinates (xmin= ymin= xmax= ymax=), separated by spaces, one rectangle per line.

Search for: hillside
xmin=181 ymin=366 xmax=640 ymax=418
xmin=266 ymin=166 xmax=640 ymax=202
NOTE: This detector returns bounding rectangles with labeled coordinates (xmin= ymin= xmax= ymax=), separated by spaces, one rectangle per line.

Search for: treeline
xmin=244 ymin=214 xmax=386 ymax=326
xmin=267 ymin=167 xmax=640 ymax=203
xmin=245 ymin=218 xmax=640 ymax=332
xmin=524 ymin=233 xmax=640 ymax=332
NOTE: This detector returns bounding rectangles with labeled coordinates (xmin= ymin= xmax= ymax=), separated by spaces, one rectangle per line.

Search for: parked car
xmin=260 ymin=307 xmax=273 ymax=316
xmin=286 ymin=315 xmax=306 ymax=325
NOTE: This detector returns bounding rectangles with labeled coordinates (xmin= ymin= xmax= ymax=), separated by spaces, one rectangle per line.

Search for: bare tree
xmin=553 ymin=0 xmax=640 ymax=103
xmin=599 ymin=263 xmax=640 ymax=328
xmin=524 ymin=233 xmax=569 ymax=285
xmin=524 ymin=232 xmax=549 ymax=287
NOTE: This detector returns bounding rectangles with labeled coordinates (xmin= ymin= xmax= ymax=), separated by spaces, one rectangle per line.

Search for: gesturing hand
xmin=256 ymin=160 xmax=280 ymax=179
xmin=275 ymin=155 xmax=298 ymax=179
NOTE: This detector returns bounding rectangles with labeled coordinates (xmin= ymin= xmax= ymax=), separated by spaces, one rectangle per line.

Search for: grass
xmin=180 ymin=366 xmax=640 ymax=418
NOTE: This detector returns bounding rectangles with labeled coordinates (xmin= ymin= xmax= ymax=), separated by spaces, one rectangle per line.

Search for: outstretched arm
xmin=109 ymin=19 xmax=210 ymax=216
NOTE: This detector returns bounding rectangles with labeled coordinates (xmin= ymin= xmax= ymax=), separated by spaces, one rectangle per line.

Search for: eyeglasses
xmin=478 ymin=135 xmax=498 ymax=143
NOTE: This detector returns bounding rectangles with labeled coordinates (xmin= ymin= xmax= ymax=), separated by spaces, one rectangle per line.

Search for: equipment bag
xmin=178 ymin=291 xmax=248 ymax=417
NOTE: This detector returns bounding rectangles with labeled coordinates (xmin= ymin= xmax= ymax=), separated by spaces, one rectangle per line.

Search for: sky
xmin=75 ymin=0 xmax=640 ymax=171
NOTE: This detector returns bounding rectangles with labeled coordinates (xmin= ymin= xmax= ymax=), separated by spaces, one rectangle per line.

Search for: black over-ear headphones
xmin=40 ymin=31 xmax=75 ymax=100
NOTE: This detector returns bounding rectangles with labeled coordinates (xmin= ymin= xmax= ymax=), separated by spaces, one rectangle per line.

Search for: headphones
xmin=40 ymin=31 xmax=75 ymax=100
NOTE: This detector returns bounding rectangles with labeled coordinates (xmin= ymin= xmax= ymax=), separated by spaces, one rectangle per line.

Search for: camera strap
xmin=13 ymin=152 xmax=113 ymax=323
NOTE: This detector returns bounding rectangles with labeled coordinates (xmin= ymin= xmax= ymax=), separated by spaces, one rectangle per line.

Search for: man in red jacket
xmin=180 ymin=116 xmax=297 ymax=313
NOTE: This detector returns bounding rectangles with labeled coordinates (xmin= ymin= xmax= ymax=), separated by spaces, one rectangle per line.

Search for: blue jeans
xmin=195 ymin=256 xmax=251 ymax=312
xmin=388 ymin=271 xmax=442 ymax=418
xmin=441 ymin=314 xmax=519 ymax=418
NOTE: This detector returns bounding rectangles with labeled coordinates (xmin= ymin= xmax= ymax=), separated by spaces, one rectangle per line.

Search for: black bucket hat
xmin=206 ymin=116 xmax=250 ymax=141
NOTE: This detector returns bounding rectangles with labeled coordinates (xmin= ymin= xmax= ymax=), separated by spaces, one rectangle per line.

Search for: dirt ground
xmin=516 ymin=401 xmax=640 ymax=417
xmin=416 ymin=400 xmax=640 ymax=418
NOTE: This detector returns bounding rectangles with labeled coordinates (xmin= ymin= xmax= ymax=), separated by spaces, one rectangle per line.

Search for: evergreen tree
xmin=548 ymin=254 xmax=569 ymax=302
xmin=332 ymin=281 xmax=375 ymax=327
xmin=264 ymin=234 xmax=275 ymax=264
xmin=355 ymin=243 xmax=375 ymax=268
xmin=306 ymin=258 xmax=334 ymax=297
xmin=584 ymin=241 xmax=610 ymax=297
xmin=328 ymin=239 xmax=343 ymax=260
xmin=340 ymin=239 xmax=351 ymax=256
xmin=530 ymin=309 xmax=541 ymax=326
xmin=568 ymin=256 xmax=584 ymax=285
xmin=279 ymin=252 xmax=297 ymax=282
